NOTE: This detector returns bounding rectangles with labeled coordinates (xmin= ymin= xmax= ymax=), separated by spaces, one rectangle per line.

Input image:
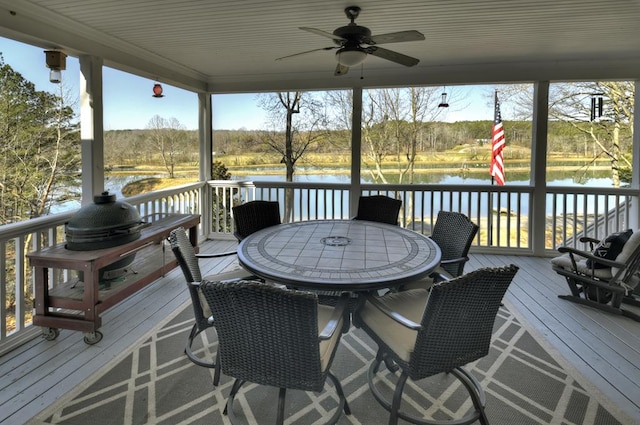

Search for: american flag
xmin=490 ymin=91 xmax=506 ymax=185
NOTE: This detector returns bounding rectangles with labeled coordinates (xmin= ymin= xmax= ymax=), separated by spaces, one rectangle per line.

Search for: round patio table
xmin=237 ymin=219 xmax=441 ymax=291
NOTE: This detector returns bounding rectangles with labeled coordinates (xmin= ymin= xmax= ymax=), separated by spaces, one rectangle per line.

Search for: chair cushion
xmin=317 ymin=304 xmax=344 ymax=372
xmin=400 ymin=275 xmax=435 ymax=291
xmin=612 ymin=231 xmax=640 ymax=288
xmin=358 ymin=289 xmax=429 ymax=362
xmin=586 ymin=229 xmax=633 ymax=268
xmin=550 ymin=253 xmax=613 ymax=279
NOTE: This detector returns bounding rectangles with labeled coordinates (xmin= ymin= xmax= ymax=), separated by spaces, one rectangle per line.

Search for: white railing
xmin=206 ymin=180 xmax=638 ymax=251
xmin=206 ymin=181 xmax=535 ymax=250
xmin=546 ymin=186 xmax=634 ymax=250
xmin=0 ymin=183 xmax=204 ymax=355
xmin=2 ymin=179 xmax=638 ymax=352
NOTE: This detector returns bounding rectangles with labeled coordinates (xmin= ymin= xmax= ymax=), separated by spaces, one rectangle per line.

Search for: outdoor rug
xmin=29 ymin=301 xmax=629 ymax=425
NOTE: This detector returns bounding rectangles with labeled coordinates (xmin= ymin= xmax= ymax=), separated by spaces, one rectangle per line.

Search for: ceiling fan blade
xmin=368 ymin=30 xmax=425 ymax=45
xmin=276 ymin=46 xmax=336 ymax=61
xmin=367 ymin=46 xmax=420 ymax=67
xmin=300 ymin=27 xmax=346 ymax=42
xmin=334 ymin=64 xmax=349 ymax=76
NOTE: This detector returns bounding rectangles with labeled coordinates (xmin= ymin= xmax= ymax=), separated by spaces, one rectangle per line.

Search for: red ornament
xmin=152 ymin=83 xmax=164 ymax=98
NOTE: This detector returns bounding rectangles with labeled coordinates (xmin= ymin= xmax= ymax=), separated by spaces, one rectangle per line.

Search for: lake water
xmin=229 ymin=173 xmax=619 ymax=219
xmin=51 ymin=171 xmax=618 ymax=218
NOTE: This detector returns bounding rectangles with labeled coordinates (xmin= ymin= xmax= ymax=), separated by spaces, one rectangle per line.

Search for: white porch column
xmin=531 ymin=81 xmax=549 ymax=256
xmin=199 ymin=92 xmax=213 ymax=236
xmin=630 ymin=80 xmax=640 ymax=229
xmin=79 ymin=55 xmax=105 ymax=205
xmin=350 ymin=87 xmax=363 ymax=217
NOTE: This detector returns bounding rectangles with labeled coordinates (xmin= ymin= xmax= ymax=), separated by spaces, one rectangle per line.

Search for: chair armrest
xmin=196 ymin=251 xmax=237 ymax=259
xmin=557 ymin=246 xmax=625 ymax=270
xmin=579 ymin=236 xmax=601 ymax=250
xmin=202 ymin=269 xmax=256 ymax=282
xmin=430 ymin=270 xmax=452 ymax=282
xmin=318 ymin=293 xmax=350 ymax=340
xmin=439 ymin=256 xmax=469 ymax=266
xmin=364 ymin=294 xmax=422 ymax=330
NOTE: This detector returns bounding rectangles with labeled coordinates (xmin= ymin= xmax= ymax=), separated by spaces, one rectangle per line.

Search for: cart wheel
xmin=83 ymin=331 xmax=103 ymax=345
xmin=42 ymin=327 xmax=60 ymax=341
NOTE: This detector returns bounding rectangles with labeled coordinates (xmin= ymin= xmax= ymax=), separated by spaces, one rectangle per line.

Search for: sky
xmin=0 ymin=37 xmax=496 ymax=131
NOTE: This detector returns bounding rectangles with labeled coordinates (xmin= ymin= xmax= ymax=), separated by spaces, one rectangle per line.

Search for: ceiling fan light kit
xmin=336 ymin=47 xmax=367 ymax=66
xmin=277 ymin=5 xmax=424 ymax=76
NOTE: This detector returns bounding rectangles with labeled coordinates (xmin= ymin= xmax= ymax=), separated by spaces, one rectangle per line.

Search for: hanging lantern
xmin=438 ymin=91 xmax=449 ymax=108
xmin=152 ymin=83 xmax=164 ymax=98
xmin=590 ymin=94 xmax=603 ymax=121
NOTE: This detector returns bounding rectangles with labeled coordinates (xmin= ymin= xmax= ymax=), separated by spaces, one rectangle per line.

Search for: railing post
xmin=531 ymin=81 xmax=549 ymax=256
xmin=630 ymin=80 xmax=640 ymax=230
xmin=199 ymin=92 xmax=213 ymax=237
xmin=350 ymin=87 xmax=363 ymax=217
xmin=79 ymin=55 xmax=105 ymax=205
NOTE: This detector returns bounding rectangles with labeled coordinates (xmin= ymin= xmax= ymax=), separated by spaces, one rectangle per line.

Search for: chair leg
xmin=389 ymin=372 xmax=409 ymax=425
xmin=276 ymin=387 xmax=286 ymax=425
xmin=213 ymin=346 xmax=221 ymax=386
xmin=368 ymin=356 xmax=491 ymax=425
xmin=184 ymin=323 xmax=222 ymax=386
xmin=224 ymin=379 xmax=245 ymax=417
xmin=327 ymin=371 xmax=352 ymax=418
xmin=451 ymin=367 xmax=489 ymax=425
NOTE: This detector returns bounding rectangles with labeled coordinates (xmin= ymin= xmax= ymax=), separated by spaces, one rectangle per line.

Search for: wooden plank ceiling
xmin=0 ymin=0 xmax=639 ymax=93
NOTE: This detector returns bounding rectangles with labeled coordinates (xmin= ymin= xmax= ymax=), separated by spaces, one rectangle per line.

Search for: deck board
xmin=1 ymin=240 xmax=639 ymax=423
xmin=470 ymin=253 xmax=640 ymax=420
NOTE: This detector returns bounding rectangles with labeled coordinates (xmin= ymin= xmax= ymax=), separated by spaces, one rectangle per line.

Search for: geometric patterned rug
xmin=29 ymin=302 xmax=628 ymax=425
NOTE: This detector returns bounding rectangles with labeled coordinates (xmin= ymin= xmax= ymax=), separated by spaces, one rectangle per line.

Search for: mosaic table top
xmin=237 ymin=220 xmax=441 ymax=291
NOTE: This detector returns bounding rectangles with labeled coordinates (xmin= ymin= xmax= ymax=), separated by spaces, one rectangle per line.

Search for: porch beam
xmin=79 ymin=55 xmax=104 ymax=204
xmin=630 ymin=80 xmax=640 ymax=230
xmin=199 ymin=93 xmax=213 ymax=236
xmin=531 ymin=81 xmax=549 ymax=256
xmin=350 ymin=87 xmax=363 ymax=216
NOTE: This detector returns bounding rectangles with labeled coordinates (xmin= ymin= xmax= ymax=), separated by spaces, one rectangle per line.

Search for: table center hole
xmin=321 ymin=236 xmax=351 ymax=247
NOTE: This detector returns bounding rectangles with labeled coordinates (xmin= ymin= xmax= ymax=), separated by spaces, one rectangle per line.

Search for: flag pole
xmin=489 ymin=176 xmax=494 ymax=246
xmin=489 ymin=90 xmax=497 ymax=246
xmin=489 ymin=89 xmax=506 ymax=247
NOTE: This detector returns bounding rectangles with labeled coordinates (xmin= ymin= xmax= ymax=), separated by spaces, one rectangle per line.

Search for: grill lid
xmin=65 ymin=191 xmax=146 ymax=250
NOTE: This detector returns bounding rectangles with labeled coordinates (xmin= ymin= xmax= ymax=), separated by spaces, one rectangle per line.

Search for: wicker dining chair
xmin=200 ymin=279 xmax=351 ymax=425
xmin=168 ymin=226 xmax=253 ymax=386
xmin=430 ymin=210 xmax=479 ymax=280
xmin=232 ymin=200 xmax=282 ymax=241
xmin=353 ymin=195 xmax=402 ymax=225
xmin=354 ymin=264 xmax=519 ymax=425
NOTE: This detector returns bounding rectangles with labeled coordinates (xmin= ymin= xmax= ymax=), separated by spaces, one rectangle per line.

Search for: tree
xmin=257 ymin=92 xmax=330 ymax=221
xmin=0 ymin=56 xmax=80 ymax=222
xmin=146 ymin=115 xmax=188 ymax=178
xmin=503 ymin=82 xmax=634 ymax=187
xmin=0 ymin=56 xmax=80 ymax=322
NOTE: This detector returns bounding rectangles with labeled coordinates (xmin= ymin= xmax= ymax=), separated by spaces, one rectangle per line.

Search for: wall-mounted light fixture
xmin=152 ymin=83 xmax=164 ymax=98
xmin=438 ymin=89 xmax=449 ymax=108
xmin=45 ymin=50 xmax=67 ymax=84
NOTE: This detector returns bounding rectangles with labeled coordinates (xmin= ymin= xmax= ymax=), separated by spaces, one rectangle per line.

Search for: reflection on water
xmin=51 ymin=167 xmax=618 ymax=218
xmin=231 ymin=170 xmax=618 ymax=219
xmin=50 ymin=175 xmax=158 ymax=214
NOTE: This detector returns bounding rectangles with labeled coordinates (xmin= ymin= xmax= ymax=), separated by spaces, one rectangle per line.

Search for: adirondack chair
xmin=551 ymin=230 xmax=640 ymax=322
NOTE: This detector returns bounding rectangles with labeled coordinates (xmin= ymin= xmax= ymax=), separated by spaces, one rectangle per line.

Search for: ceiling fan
xmin=276 ymin=6 xmax=425 ymax=76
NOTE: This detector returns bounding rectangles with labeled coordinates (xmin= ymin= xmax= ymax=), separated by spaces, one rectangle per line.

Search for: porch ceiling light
xmin=335 ymin=46 xmax=367 ymax=67
xmin=44 ymin=50 xmax=66 ymax=84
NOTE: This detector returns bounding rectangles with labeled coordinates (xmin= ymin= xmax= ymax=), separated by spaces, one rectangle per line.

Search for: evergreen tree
xmin=0 ymin=55 xmax=80 ymax=224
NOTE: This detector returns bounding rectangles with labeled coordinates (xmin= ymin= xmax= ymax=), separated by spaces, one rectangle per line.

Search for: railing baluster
xmin=1 ymin=180 xmax=637 ymax=350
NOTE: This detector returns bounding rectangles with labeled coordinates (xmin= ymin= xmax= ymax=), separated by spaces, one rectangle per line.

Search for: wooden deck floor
xmin=1 ymin=240 xmax=639 ymax=424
